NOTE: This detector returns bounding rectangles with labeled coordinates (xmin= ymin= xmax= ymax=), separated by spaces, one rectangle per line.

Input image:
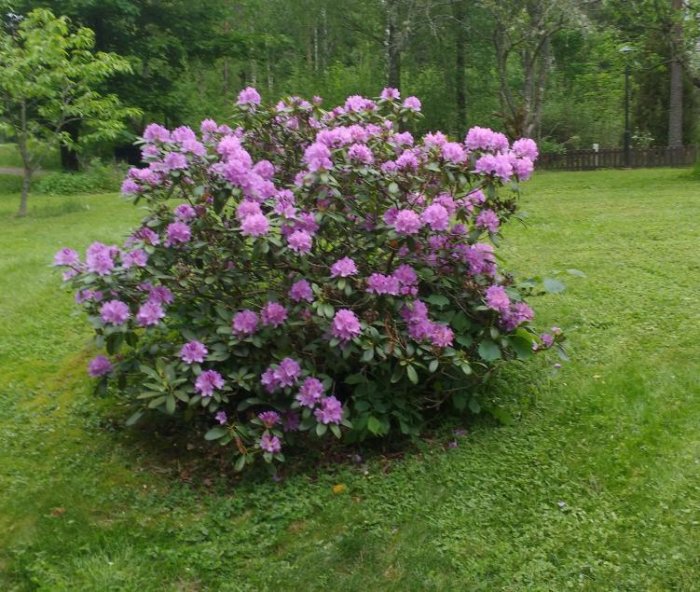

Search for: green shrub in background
xmin=0 ymin=174 xmax=23 ymax=194
xmin=36 ymin=160 xmax=125 ymax=195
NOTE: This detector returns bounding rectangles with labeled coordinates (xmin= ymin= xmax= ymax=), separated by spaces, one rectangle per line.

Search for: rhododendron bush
xmin=55 ymin=88 xmax=563 ymax=470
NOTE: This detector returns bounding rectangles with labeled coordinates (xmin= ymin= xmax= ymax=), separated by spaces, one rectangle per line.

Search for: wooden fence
xmin=538 ymin=145 xmax=698 ymax=171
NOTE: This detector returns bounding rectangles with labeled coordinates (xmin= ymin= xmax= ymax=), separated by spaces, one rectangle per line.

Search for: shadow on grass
xmin=81 ymin=357 xmax=551 ymax=490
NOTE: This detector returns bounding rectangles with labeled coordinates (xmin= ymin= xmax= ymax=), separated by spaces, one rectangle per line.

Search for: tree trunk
xmin=16 ymin=100 xmax=32 ymax=217
xmin=453 ymin=0 xmax=467 ymax=134
xmin=18 ymin=168 xmax=32 ymax=218
xmin=385 ymin=0 xmax=402 ymax=90
xmin=668 ymin=0 xmax=683 ymax=147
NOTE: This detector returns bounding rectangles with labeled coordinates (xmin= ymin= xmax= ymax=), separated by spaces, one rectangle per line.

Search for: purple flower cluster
xmin=261 ymin=302 xmax=288 ymax=327
xmin=331 ymin=309 xmax=362 ymax=342
xmin=289 ymin=279 xmax=314 ymax=302
xmin=195 ymin=370 xmax=225 ymax=397
xmin=330 ymin=257 xmax=358 ymax=278
xmin=88 ymin=355 xmax=113 ymax=377
xmin=261 ymin=358 xmax=302 ymax=393
xmin=180 ymin=340 xmax=208 ymax=364
xmin=400 ymin=300 xmax=454 ymax=348
xmin=232 ymin=310 xmax=259 ymax=336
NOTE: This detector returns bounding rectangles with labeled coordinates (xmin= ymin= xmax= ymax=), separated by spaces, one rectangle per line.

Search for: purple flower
xmin=88 ymin=355 xmax=113 ymax=377
xmin=259 ymin=433 xmax=282 ymax=453
xmin=287 ymin=230 xmax=312 ymax=254
xmin=512 ymin=138 xmax=539 ymax=161
xmin=424 ymin=131 xmax=448 ymax=148
xmin=195 ymin=370 xmax=225 ymax=397
xmin=122 ymin=249 xmax=148 ymax=269
xmin=261 ymin=358 xmax=302 ymax=393
xmin=431 ymin=324 xmax=454 ymax=348
xmin=215 ymin=410 xmax=228 ymax=425
xmin=232 ymin=310 xmax=259 ymax=336
xmin=380 ymin=87 xmax=400 ymax=100
xmin=330 ymin=257 xmax=358 ymax=278
xmin=258 ymin=410 xmax=281 ymax=428
xmin=180 ymin=341 xmax=208 ymax=364
xmin=143 ymin=123 xmax=171 ymax=143
xmin=201 ymin=119 xmax=218 ymax=134
xmin=86 ymin=242 xmax=116 ymax=276
xmin=331 ymin=309 xmax=361 ymax=342
xmin=166 ymin=222 xmax=191 ymax=246
xmin=303 ymin=142 xmax=332 ymax=172
xmin=53 ymin=248 xmax=80 ymax=267
xmin=240 ymin=213 xmax=269 ymax=237
xmin=421 ymin=203 xmax=450 ymax=231
xmin=513 ymin=157 xmax=534 ymax=181
xmin=441 ymin=142 xmax=467 ymax=164
xmin=344 ymin=95 xmax=376 ymax=112
xmin=137 ymin=301 xmax=165 ymax=326
xmin=502 ymin=302 xmax=534 ymax=331
xmin=296 ymin=377 xmax=325 ymax=408
xmin=146 ymin=285 xmax=174 ymax=305
xmin=465 ymin=126 xmax=509 ymax=152
xmin=236 ymin=200 xmax=262 ymax=220
xmin=366 ymin=273 xmax=400 ymax=296
xmin=174 ymin=204 xmax=196 ymax=221
xmin=476 ymin=209 xmax=500 ymax=233
xmin=261 ymin=302 xmax=288 ymax=327
xmin=164 ymin=152 xmax=188 ymax=170
xmin=289 ymin=279 xmax=314 ymax=303
xmin=474 ymin=153 xmax=513 ymax=181
xmin=402 ymin=96 xmax=422 ymax=111
xmin=276 ymin=358 xmax=302 ymax=387
xmin=132 ymin=227 xmax=160 ymax=246
xmin=393 ymin=209 xmax=423 ymax=235
xmin=396 ymin=150 xmax=419 ymax=170
xmin=237 ymin=86 xmax=261 ymax=106
xmin=121 ymin=179 xmax=140 ymax=194
xmin=100 ymin=300 xmax=130 ymax=325
xmin=348 ymin=143 xmax=374 ymax=164
xmin=485 ymin=285 xmax=511 ymax=314
xmin=314 ymin=396 xmax=343 ymax=424
xmin=540 ymin=333 xmax=554 ymax=348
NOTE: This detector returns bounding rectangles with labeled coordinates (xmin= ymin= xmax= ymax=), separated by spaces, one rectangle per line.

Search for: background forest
xmin=3 ymin=0 xmax=700 ymax=162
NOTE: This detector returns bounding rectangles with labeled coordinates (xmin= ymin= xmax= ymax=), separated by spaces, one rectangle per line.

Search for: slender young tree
xmin=0 ymin=9 xmax=137 ymax=216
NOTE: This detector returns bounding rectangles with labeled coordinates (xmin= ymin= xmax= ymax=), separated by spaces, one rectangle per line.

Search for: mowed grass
xmin=0 ymin=169 xmax=698 ymax=591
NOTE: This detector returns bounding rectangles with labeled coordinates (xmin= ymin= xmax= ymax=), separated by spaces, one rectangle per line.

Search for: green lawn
xmin=1 ymin=169 xmax=698 ymax=591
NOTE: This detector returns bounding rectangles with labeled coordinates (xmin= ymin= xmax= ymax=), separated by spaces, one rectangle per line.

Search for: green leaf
xmin=566 ymin=268 xmax=586 ymax=278
xmin=478 ymin=339 xmax=501 ymax=362
xmin=367 ymin=416 xmax=383 ymax=435
xmin=543 ymin=278 xmax=566 ymax=294
xmin=456 ymin=335 xmax=473 ymax=348
xmin=204 ymin=426 xmax=227 ymax=440
xmin=510 ymin=336 xmax=534 ymax=360
xmin=165 ymin=394 xmax=176 ymax=415
xmin=345 ymin=373 xmax=367 ymax=385
xmin=330 ymin=424 xmax=342 ymax=438
xmin=234 ymin=455 xmax=246 ymax=472
xmin=406 ymin=365 xmax=419 ymax=384
xmin=468 ymin=398 xmax=482 ymax=414
xmin=361 ymin=347 xmax=375 ymax=362
xmin=316 ymin=423 xmax=328 ymax=437
xmin=426 ymin=294 xmax=450 ymax=307
xmin=428 ymin=359 xmax=439 ymax=373
xmin=125 ymin=410 xmax=143 ymax=426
